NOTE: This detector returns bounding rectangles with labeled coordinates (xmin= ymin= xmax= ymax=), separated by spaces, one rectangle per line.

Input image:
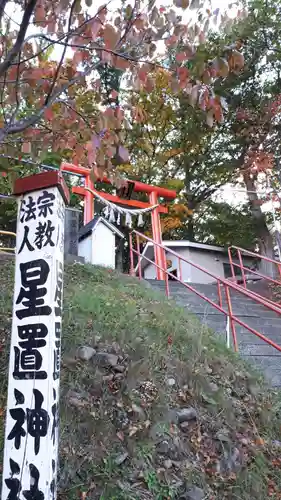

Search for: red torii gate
xmin=60 ymin=162 xmax=176 ymax=280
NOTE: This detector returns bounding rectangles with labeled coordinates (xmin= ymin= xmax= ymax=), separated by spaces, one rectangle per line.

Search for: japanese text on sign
xmin=2 ymin=186 xmax=65 ymax=500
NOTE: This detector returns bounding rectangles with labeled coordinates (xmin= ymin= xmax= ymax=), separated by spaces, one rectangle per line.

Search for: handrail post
xmin=226 ymin=317 xmax=230 ymax=348
xmin=136 ymin=234 xmax=142 ymax=280
xmin=238 ymin=249 xmax=247 ymax=288
xmin=228 ymin=247 xmax=236 ymax=282
xmin=129 ymin=232 xmax=134 ymax=276
xmin=277 ymin=262 xmax=281 ymax=282
xmin=178 ymin=257 xmax=182 ymax=282
xmin=163 ymin=250 xmax=170 ymax=298
xmin=224 ymin=285 xmax=238 ymax=352
xmin=217 ymin=282 xmax=222 ymax=308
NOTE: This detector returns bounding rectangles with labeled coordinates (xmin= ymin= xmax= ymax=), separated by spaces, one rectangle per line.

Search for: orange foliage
xmin=161 ymin=204 xmax=193 ymax=234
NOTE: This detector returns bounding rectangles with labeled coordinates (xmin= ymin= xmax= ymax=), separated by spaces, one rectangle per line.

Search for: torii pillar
xmin=84 ymin=175 xmax=95 ymax=223
xmin=149 ymin=190 xmax=166 ymax=280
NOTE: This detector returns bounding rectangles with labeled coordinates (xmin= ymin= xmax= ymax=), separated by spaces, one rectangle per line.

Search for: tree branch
xmin=0 ymin=0 xmax=8 ymax=24
xmin=12 ymin=3 xmax=113 ymax=67
xmin=0 ymin=68 xmax=7 ymax=124
xmin=44 ymin=0 xmax=77 ymax=105
xmin=116 ymin=0 xmax=136 ymax=49
xmin=8 ymin=50 xmax=21 ymax=125
xmin=0 ymin=0 xmax=38 ymax=78
xmin=58 ymin=100 xmax=92 ymax=128
xmin=0 ymin=59 xmax=101 ymax=144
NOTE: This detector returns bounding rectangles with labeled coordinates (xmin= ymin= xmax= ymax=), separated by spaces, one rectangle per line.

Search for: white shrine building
xmin=78 ymin=215 xmax=124 ymax=268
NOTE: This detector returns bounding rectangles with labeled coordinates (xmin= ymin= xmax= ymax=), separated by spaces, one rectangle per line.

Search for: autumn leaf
xmin=229 ymin=50 xmax=245 ymax=72
xmin=219 ymin=57 xmax=229 ymax=78
xmin=206 ymin=109 xmax=214 ymax=127
xmin=189 ymin=85 xmax=199 ymax=107
xmin=199 ymin=31 xmax=206 ymax=43
xmin=176 ymin=51 xmax=188 ymax=63
xmin=129 ymin=425 xmax=139 ymax=437
xmin=47 ymin=18 xmax=56 ymax=34
xmin=118 ymin=146 xmax=129 ymax=163
xmin=214 ymin=105 xmax=224 ymax=123
xmin=174 ymin=0 xmax=189 ymax=7
xmin=101 ymin=50 xmax=112 ymax=64
xmin=103 ymin=24 xmax=119 ymax=49
xmin=116 ymin=431 xmax=124 ymax=441
xmin=113 ymin=56 xmax=130 ymax=70
xmin=35 ymin=4 xmax=46 ymax=25
xmin=44 ymin=108 xmax=54 ymax=121
xmin=190 ymin=0 xmax=200 ymax=8
xmin=110 ymin=90 xmax=118 ymax=99
xmin=212 ymin=57 xmax=229 ymax=78
xmin=90 ymin=19 xmax=101 ymax=39
xmin=165 ymin=35 xmax=178 ymax=47
xmin=21 ymin=142 xmax=31 ymax=154
xmin=255 ymin=437 xmax=265 ymax=446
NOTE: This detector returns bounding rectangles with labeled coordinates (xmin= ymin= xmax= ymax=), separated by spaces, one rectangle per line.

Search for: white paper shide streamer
xmin=85 ymin=187 xmax=158 ymax=227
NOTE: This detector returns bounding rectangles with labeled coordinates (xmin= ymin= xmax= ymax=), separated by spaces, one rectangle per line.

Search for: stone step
xmin=147 ymin=279 xmax=281 ymax=386
xmin=238 ymin=334 xmax=281 ymax=347
xmin=241 ymin=356 xmax=281 ymax=387
xmin=151 ymin=280 xmax=280 ymax=305
xmin=196 ymin=316 xmax=281 ymax=347
xmin=240 ymin=344 xmax=281 ymax=356
xmin=175 ymin=299 xmax=281 ymax=320
xmin=171 ymin=291 xmax=281 ymax=317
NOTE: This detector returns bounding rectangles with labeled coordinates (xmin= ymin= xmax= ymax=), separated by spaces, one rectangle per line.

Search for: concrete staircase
xmin=147 ymin=280 xmax=281 ymax=387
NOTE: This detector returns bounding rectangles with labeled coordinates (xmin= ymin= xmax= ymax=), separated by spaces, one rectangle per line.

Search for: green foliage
xmin=195 ymin=201 xmax=258 ymax=249
xmin=125 ymin=64 xmax=238 ymax=239
xmin=96 ymin=63 xmax=124 ymax=106
xmin=127 ymin=0 xmax=281 ymax=250
xmin=161 ymin=199 xmax=259 ymax=249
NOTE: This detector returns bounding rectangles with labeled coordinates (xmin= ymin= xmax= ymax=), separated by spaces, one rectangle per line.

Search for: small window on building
xmin=168 ymin=268 xmax=178 ymax=281
xmin=223 ymin=263 xmax=241 ymax=278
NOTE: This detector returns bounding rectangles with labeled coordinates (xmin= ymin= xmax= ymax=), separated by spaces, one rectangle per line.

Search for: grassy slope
xmin=0 ymin=261 xmax=281 ymax=499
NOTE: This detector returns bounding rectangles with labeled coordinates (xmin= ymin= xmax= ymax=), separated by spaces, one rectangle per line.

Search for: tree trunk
xmin=187 ymin=216 xmax=195 ymax=241
xmin=184 ymin=170 xmax=196 ymax=241
xmin=243 ymin=172 xmax=275 ymax=277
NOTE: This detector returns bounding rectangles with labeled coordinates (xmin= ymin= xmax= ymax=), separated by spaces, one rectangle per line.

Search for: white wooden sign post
xmin=1 ymin=171 xmax=69 ymax=500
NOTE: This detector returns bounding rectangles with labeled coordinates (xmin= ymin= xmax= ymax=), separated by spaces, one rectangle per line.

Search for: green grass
xmin=0 ymin=261 xmax=281 ymax=499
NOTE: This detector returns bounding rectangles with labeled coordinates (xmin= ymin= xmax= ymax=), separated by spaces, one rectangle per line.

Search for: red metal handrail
xmin=229 ymin=245 xmax=281 ymax=267
xmin=228 ymin=245 xmax=281 ymax=283
xmin=0 ymin=230 xmax=16 ymax=253
xmin=228 ymin=246 xmax=281 ymax=307
xmin=129 ymin=230 xmax=281 ymax=354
